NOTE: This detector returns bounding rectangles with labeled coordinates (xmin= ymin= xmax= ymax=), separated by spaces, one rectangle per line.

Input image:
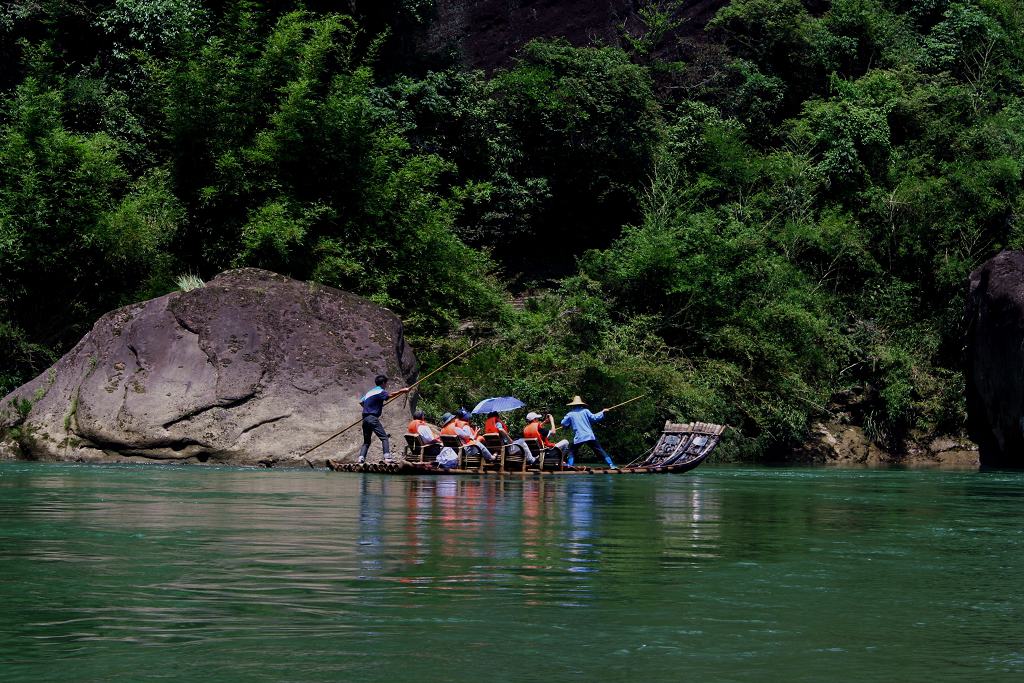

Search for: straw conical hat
xmin=566 ymin=395 xmax=588 ymax=407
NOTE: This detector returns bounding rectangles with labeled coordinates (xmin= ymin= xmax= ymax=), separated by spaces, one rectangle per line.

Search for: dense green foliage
xmin=2 ymin=0 xmax=1022 ymax=460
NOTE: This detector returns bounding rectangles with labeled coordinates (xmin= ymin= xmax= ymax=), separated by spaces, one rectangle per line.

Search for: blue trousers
xmin=357 ymin=414 xmax=390 ymax=461
xmin=567 ymin=439 xmax=614 ymax=467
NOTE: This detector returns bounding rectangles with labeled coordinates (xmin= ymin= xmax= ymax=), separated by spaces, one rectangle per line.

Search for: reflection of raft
xmin=326 ymin=421 xmax=725 ymax=475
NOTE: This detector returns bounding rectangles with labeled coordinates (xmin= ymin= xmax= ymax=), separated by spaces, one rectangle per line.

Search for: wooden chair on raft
xmin=476 ymin=433 xmax=505 ymax=472
xmin=522 ymin=438 xmax=564 ymax=471
xmin=404 ymin=434 xmax=425 ymax=462
xmin=482 ymin=433 xmax=528 ymax=472
xmin=459 ymin=440 xmax=490 ymax=472
xmin=503 ymin=438 xmax=529 ymax=473
xmin=404 ymin=434 xmax=441 ymax=464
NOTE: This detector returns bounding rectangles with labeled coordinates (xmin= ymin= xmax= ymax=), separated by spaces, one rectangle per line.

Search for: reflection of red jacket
xmin=524 ymin=421 xmax=554 ymax=448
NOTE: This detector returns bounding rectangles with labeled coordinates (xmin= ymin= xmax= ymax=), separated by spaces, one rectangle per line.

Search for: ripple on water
xmin=0 ymin=463 xmax=1021 ymax=682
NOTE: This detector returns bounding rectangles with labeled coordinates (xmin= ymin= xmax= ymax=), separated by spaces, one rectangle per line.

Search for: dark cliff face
xmin=422 ymin=0 xmax=727 ymax=70
xmin=966 ymin=251 xmax=1024 ymax=469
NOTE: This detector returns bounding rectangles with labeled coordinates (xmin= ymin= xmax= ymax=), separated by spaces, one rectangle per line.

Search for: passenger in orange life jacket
xmin=408 ymin=411 xmax=441 ymax=443
xmin=441 ymin=409 xmax=495 ymax=462
xmin=484 ymin=411 xmax=532 ymax=460
xmin=484 ymin=412 xmax=506 ymax=437
xmin=407 ymin=410 xmax=442 ymax=458
xmin=523 ymin=411 xmax=570 ymax=464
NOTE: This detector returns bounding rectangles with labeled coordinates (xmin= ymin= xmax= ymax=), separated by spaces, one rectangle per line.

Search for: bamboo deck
xmin=326 ymin=421 xmax=726 ymax=476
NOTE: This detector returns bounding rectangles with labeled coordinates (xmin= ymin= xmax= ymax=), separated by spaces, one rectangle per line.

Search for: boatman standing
xmin=560 ymin=395 xmax=617 ymax=469
xmin=357 ymin=374 xmax=410 ymax=464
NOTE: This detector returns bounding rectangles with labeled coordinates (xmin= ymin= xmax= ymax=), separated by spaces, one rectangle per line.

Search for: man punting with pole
xmin=356 ymin=374 xmax=410 ymax=464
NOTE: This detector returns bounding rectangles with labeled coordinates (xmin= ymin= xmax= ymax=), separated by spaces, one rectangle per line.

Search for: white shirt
xmin=417 ymin=424 xmax=439 ymax=443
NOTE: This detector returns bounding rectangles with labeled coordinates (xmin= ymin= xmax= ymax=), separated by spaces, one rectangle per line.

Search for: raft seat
xmin=461 ymin=443 xmax=486 ymax=472
xmin=403 ymin=434 xmax=426 ymax=463
xmin=476 ymin=433 xmax=506 ymax=473
xmin=523 ymin=438 xmax=563 ymax=471
xmin=403 ymin=434 xmax=440 ymax=464
xmin=481 ymin=433 xmax=506 ymax=472
xmin=484 ymin=432 xmax=527 ymax=472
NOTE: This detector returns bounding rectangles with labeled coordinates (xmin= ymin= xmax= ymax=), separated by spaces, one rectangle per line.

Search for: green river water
xmin=0 ymin=462 xmax=1021 ymax=682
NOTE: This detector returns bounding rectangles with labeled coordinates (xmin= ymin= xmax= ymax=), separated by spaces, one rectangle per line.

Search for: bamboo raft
xmin=326 ymin=421 xmax=726 ymax=475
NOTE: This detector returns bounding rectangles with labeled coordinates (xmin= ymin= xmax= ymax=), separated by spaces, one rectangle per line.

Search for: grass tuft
xmin=175 ymin=273 xmax=204 ymax=292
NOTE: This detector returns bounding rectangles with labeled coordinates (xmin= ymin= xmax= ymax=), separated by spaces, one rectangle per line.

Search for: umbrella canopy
xmin=470 ymin=396 xmax=525 ymax=414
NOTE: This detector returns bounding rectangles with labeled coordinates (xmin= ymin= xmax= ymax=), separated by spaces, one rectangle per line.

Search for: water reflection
xmin=357 ymin=476 xmax=385 ymax=578
xmin=344 ymin=474 xmax=727 ymax=607
xmin=2 ymin=464 xmax=1022 ymax=683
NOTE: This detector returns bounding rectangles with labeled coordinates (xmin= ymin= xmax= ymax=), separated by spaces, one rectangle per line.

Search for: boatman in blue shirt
xmin=357 ymin=374 xmax=410 ymax=464
xmin=560 ymin=395 xmax=617 ymax=469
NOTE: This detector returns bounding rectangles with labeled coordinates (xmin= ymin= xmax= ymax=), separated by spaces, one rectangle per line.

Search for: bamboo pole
xmin=298 ymin=340 xmax=484 ymax=457
xmin=404 ymin=340 xmax=484 ymax=394
xmin=602 ymin=393 xmax=648 ymax=412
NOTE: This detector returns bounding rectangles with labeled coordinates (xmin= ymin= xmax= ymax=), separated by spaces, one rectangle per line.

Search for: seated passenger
xmin=407 ymin=410 xmax=442 ymax=458
xmin=408 ymin=410 xmax=441 ymax=443
xmin=442 ymin=410 xmax=495 ymax=462
xmin=484 ymin=411 xmax=506 ymax=437
xmin=523 ymin=411 xmax=570 ymax=465
xmin=485 ymin=411 xmax=532 ymax=459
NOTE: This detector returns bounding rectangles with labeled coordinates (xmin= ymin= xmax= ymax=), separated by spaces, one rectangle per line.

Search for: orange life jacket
xmin=408 ymin=419 xmax=427 ymax=435
xmin=524 ymin=421 xmax=553 ymax=447
xmin=451 ymin=419 xmax=479 ymax=444
xmin=484 ymin=416 xmax=505 ymax=434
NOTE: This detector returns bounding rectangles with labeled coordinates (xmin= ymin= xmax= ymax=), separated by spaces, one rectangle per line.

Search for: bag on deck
xmin=435 ymin=447 xmax=459 ymax=469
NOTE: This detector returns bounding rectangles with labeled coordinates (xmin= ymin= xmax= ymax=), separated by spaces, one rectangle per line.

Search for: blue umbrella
xmin=470 ymin=396 xmax=525 ymax=414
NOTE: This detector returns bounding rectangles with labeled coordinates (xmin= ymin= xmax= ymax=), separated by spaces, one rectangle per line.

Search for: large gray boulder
xmin=966 ymin=250 xmax=1024 ymax=468
xmin=0 ymin=269 xmax=418 ymax=467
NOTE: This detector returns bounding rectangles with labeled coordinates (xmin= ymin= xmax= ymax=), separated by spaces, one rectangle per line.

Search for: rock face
xmin=788 ymin=387 xmax=979 ymax=468
xmin=966 ymin=250 xmax=1024 ymax=468
xmin=422 ymin=0 xmax=727 ymax=70
xmin=796 ymin=422 xmax=979 ymax=469
xmin=0 ymin=269 xmax=418 ymax=467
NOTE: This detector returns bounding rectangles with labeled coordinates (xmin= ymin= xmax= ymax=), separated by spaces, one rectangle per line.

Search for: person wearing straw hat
xmin=560 ymin=396 xmax=617 ymax=468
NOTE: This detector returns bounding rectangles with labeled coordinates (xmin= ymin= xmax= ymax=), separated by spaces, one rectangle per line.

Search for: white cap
xmin=526 ymin=412 xmax=542 ymax=421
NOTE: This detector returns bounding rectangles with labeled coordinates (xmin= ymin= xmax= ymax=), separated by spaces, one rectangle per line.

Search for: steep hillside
xmin=422 ymin=0 xmax=728 ymax=69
